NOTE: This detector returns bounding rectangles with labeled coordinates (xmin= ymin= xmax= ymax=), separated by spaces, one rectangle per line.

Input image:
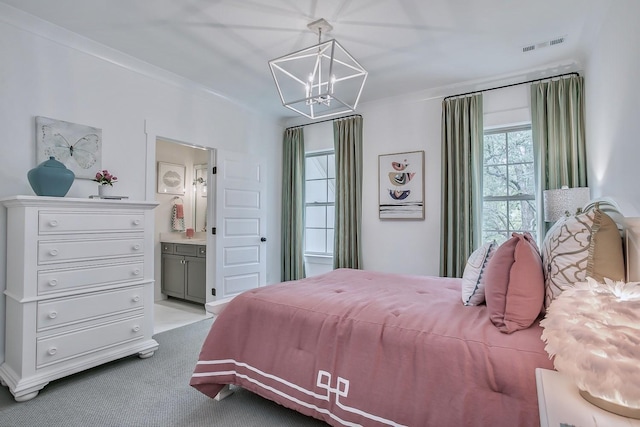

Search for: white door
xmin=214 ymin=150 xmax=267 ymax=299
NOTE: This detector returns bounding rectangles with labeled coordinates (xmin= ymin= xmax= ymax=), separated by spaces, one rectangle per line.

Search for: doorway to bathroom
xmin=153 ymin=138 xmax=213 ymax=332
xmin=147 ymin=134 xmax=268 ymax=333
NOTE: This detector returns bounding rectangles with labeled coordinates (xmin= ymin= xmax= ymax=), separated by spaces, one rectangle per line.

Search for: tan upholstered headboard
xmin=582 ymin=197 xmax=640 ymax=282
xmin=624 ymin=218 xmax=640 ymax=282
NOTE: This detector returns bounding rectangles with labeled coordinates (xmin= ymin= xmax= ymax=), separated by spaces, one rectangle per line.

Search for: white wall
xmin=0 ymin=5 xmax=283 ymax=365
xmin=356 ymin=96 xmax=443 ymax=276
xmin=355 ymin=85 xmax=532 ymax=277
xmin=286 ymin=98 xmax=446 ymax=277
xmin=584 ymin=0 xmax=640 ymax=216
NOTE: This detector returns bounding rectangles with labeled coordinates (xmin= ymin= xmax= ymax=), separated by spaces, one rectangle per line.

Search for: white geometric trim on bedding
xmin=193 ymin=359 xmax=407 ymax=427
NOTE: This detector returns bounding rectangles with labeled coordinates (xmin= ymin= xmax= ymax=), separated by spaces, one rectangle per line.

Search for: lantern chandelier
xmin=268 ymin=18 xmax=368 ymax=119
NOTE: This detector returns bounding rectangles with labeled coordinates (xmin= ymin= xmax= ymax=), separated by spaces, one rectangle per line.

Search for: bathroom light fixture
xmin=268 ymin=18 xmax=367 ymax=119
xmin=543 ymin=186 xmax=590 ymax=222
xmin=193 ymin=177 xmax=207 ymax=195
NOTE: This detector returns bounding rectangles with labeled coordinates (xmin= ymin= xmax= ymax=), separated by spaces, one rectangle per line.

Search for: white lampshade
xmin=543 ymin=186 xmax=590 ymax=222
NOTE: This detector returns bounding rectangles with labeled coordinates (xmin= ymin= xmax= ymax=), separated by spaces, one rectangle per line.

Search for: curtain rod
xmin=285 ymin=114 xmax=362 ymax=131
xmin=442 ymin=72 xmax=580 ymax=102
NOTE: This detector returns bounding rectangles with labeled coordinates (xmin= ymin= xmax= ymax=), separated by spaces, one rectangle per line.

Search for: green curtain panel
xmin=531 ymin=75 xmax=587 ymax=235
xmin=333 ymin=116 xmax=363 ymax=269
xmin=440 ymin=94 xmax=484 ymax=278
xmin=281 ymin=127 xmax=306 ymax=281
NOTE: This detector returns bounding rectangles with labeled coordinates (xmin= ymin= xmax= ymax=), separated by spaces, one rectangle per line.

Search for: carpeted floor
xmin=0 ymin=319 xmax=328 ymax=427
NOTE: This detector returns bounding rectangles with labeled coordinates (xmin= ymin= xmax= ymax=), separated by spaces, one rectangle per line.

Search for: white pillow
xmin=461 ymin=241 xmax=497 ymax=306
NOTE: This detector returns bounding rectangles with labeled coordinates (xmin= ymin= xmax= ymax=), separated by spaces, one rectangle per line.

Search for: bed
xmin=190 ymin=269 xmax=553 ymax=426
xmin=190 ymin=203 xmax=639 ymax=427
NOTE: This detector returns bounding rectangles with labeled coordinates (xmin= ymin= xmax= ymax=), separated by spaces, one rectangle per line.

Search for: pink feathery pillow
xmin=484 ymin=232 xmax=545 ymax=334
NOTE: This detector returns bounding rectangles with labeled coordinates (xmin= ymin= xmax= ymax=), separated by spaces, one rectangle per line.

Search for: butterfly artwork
xmin=36 ymin=116 xmax=102 ymax=179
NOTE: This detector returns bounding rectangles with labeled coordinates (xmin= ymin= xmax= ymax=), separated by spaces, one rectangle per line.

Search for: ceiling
xmin=2 ymin=0 xmax=609 ymax=119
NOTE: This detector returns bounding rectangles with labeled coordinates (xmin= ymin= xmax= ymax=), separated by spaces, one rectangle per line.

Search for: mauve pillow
xmin=484 ymin=232 xmax=545 ymax=334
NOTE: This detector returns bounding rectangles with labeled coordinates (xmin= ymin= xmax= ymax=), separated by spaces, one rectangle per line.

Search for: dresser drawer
xmin=36 ymin=315 xmax=145 ymax=368
xmin=39 ymin=211 xmax=145 ymax=234
xmin=38 ymin=238 xmax=144 ymax=265
xmin=38 ymin=262 xmax=144 ymax=295
xmin=37 ymin=286 xmax=144 ymax=330
xmin=161 ymin=242 xmax=174 ymax=254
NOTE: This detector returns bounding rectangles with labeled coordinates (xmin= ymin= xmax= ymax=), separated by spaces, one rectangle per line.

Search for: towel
xmin=171 ymin=204 xmax=185 ymax=231
xmin=175 ymin=203 xmax=184 ymax=219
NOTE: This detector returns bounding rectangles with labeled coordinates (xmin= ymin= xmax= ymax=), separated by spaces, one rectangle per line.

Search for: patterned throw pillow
xmin=541 ymin=209 xmax=625 ymax=309
xmin=461 ymin=241 xmax=497 ymax=306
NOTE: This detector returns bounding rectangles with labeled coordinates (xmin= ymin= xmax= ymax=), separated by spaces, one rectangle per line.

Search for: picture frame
xmin=378 ymin=150 xmax=425 ymax=220
xmin=157 ymin=161 xmax=186 ymax=195
xmin=35 ymin=116 xmax=102 ymax=179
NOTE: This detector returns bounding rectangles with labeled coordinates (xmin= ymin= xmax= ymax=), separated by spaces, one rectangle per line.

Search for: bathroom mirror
xmin=193 ymin=164 xmax=207 ymax=232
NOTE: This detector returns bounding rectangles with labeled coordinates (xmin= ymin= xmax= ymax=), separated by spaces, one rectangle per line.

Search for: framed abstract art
xmin=378 ymin=150 xmax=425 ymax=219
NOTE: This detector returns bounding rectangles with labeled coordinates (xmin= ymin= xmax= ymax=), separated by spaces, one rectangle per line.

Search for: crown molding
xmin=0 ymin=3 xmax=250 ymax=110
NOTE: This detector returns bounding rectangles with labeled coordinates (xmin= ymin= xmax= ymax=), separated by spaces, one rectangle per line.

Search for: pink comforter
xmin=191 ymin=269 xmax=553 ymax=426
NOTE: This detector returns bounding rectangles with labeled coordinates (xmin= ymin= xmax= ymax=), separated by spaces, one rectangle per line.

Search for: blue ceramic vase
xmin=27 ymin=156 xmax=75 ymax=197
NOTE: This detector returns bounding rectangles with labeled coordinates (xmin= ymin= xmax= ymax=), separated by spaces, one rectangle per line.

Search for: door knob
xmin=260 ymin=237 xmax=267 ymax=242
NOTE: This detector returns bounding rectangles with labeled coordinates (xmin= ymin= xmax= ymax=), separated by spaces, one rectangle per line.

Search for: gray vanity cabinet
xmin=161 ymin=243 xmax=206 ymax=303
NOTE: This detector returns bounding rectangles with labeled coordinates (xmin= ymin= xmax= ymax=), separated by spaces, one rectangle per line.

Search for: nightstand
xmin=536 ymin=368 xmax=640 ymax=427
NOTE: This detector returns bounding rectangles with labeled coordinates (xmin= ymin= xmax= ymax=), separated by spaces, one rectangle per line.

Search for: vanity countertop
xmin=161 ymin=238 xmax=206 ymax=245
xmin=159 ymin=231 xmax=206 ymax=245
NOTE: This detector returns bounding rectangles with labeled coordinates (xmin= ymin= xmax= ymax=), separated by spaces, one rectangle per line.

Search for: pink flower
xmin=93 ymin=169 xmax=118 ymax=186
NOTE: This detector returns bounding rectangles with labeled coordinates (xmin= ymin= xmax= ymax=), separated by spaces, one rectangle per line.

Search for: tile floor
xmin=153 ymin=298 xmax=213 ymax=335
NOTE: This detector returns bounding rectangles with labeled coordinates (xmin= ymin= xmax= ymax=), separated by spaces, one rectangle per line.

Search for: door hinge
xmin=211 ymin=288 xmax=216 ymax=296
xmin=212 ymin=227 xmax=216 ymax=235
xmin=212 ymin=166 xmax=217 ymax=174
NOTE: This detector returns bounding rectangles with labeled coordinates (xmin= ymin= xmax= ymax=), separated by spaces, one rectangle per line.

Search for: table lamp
xmin=543 ymin=186 xmax=591 ymax=222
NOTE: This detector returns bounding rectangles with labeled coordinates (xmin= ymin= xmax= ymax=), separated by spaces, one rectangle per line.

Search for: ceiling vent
xmin=522 ymin=36 xmax=566 ymax=53
xmin=549 ymin=36 xmax=565 ymax=46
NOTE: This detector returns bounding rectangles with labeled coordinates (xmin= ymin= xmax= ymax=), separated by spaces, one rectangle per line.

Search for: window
xmin=305 ymin=152 xmax=335 ymax=255
xmin=482 ymin=126 xmax=537 ymax=245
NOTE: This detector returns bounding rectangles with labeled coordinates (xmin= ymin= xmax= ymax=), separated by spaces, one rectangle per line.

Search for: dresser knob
xmin=132 ymin=295 xmax=140 ymax=302
xmin=132 ymin=244 xmax=141 ymax=251
xmin=49 ymin=249 xmax=59 ymax=257
xmin=48 ymin=311 xmax=58 ymax=319
xmin=132 ymin=325 xmax=141 ymax=332
xmin=132 ymin=219 xmax=141 ymax=226
xmin=132 ymin=269 xmax=141 ymax=276
xmin=49 ymin=220 xmax=58 ymax=227
xmin=47 ymin=347 xmax=57 ymax=356
xmin=48 ymin=279 xmax=58 ymax=287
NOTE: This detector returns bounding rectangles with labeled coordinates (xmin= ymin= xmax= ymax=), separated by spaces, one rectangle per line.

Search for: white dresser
xmin=0 ymin=196 xmax=158 ymax=401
